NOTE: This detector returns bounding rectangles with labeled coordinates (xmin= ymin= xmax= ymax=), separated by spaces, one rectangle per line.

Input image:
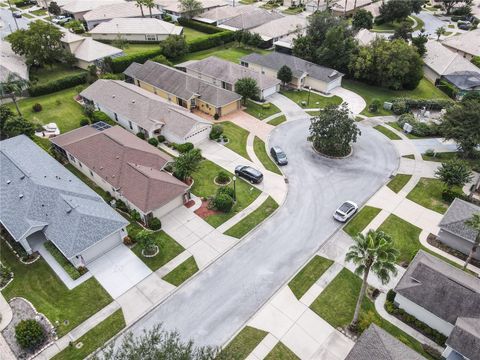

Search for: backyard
xmin=174 ymin=45 xmax=270 ymax=64
xmin=29 ymin=63 xmax=86 ymax=85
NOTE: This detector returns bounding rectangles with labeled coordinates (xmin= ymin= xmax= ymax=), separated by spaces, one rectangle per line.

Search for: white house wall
xmin=93 ymin=101 xmax=146 ymax=135
xmin=438 ymin=229 xmax=480 ymax=260
xmin=91 ymin=33 xmax=171 ymax=42
xmin=152 ymin=195 xmax=185 ymax=219
xmin=71 ymin=229 xmax=125 ymax=265
xmin=423 ymin=66 xmax=441 ymax=84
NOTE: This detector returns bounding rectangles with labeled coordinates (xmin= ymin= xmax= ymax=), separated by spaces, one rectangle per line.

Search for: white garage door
xmin=262 ymin=86 xmax=278 ymax=99
xmin=326 ymin=77 xmax=342 ymax=93
xmin=81 ymin=231 xmax=123 ymax=264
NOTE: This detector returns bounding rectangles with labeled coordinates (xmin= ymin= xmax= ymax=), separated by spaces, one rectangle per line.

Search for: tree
xmin=135 ymin=0 xmax=145 ymax=17
xmin=435 ymin=26 xmax=446 ymax=40
xmin=435 ymin=159 xmax=473 ymax=190
xmin=65 ymin=19 xmax=84 ymax=33
xmin=352 ymin=9 xmax=373 ymax=30
xmin=308 ymin=104 xmax=361 ymax=157
xmin=378 ymin=0 xmax=420 ymax=23
xmin=161 ymin=35 xmax=188 ymax=60
xmin=411 ymin=32 xmax=428 ymax=56
xmin=464 ymin=213 xmax=480 ymax=269
xmin=345 ymin=230 xmax=398 ymax=329
xmin=0 ymin=105 xmax=14 ymax=134
xmin=0 ymin=73 xmax=29 ymax=116
xmin=441 ymin=0 xmax=465 ymax=14
xmin=392 ymin=21 xmax=412 ymax=40
xmin=234 ymin=77 xmax=260 ymax=104
xmin=173 ymin=148 xmax=202 ymax=181
xmin=15 ymin=319 xmax=45 ymax=349
xmin=142 ymin=0 xmax=155 ymax=17
xmin=48 ymin=1 xmax=61 ymax=15
xmin=179 ymin=0 xmax=203 ymax=19
xmin=440 ymin=100 xmax=480 ymax=158
xmin=8 ymin=20 xmax=64 ymax=67
xmin=315 ymin=25 xmax=358 ymax=73
xmin=137 ymin=229 xmax=156 ymax=255
xmin=277 ymin=65 xmax=293 ymax=87
xmin=3 ymin=116 xmax=36 ymax=138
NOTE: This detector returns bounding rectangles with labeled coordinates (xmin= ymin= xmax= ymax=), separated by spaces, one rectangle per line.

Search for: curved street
xmin=106 ymin=117 xmax=399 ymax=348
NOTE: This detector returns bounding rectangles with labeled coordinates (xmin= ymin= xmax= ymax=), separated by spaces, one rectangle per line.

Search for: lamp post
xmin=307 ymin=86 xmax=311 ymax=107
xmin=233 ymin=176 xmax=237 ymax=202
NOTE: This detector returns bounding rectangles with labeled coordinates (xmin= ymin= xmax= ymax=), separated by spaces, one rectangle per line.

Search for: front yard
xmin=221 ymin=121 xmax=251 ymax=160
xmin=244 ymin=100 xmax=281 ymax=120
xmin=280 ymin=90 xmax=342 ymax=109
xmin=406 ymin=178 xmax=453 ymax=214
xmin=343 ymin=206 xmax=382 ymax=237
xmin=162 ymin=256 xmax=199 ymax=286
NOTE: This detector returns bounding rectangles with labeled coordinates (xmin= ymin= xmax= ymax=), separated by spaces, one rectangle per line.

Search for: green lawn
xmin=122 ymin=43 xmax=160 ymax=56
xmin=11 ymin=87 xmax=86 ymax=133
xmin=183 ymin=27 xmax=209 ymax=41
xmin=224 ymin=196 xmax=278 ymax=238
xmin=389 ymin=122 xmax=421 ymax=139
xmin=44 ymin=241 xmax=84 ymax=280
xmin=191 ymin=160 xmax=261 ymax=227
xmin=387 ymin=174 xmax=412 ymax=193
xmin=221 ymin=121 xmax=251 ymax=160
xmin=0 ymin=240 xmax=112 ymax=337
xmin=222 ymin=326 xmax=268 ymax=359
xmin=342 ymin=78 xmax=449 ymax=117
xmin=30 ymin=63 xmax=85 ymax=85
xmin=23 ymin=12 xmax=34 ymax=18
xmin=343 ymin=206 xmax=382 ymax=237
xmin=175 ymin=45 xmax=270 ymax=64
xmin=280 ymin=90 xmax=343 ymax=109
xmin=51 ymin=310 xmax=125 ymax=360
xmin=268 ymin=115 xmax=287 ymax=126
xmin=406 ymin=178 xmax=454 ymax=214
xmin=265 ymin=342 xmax=299 ymax=360
xmin=130 ymin=231 xmax=184 ymax=271
xmin=253 ymin=136 xmax=281 ymax=175
xmin=244 ymin=99 xmax=281 ymax=120
xmin=162 ymin=256 xmax=199 ymax=286
xmin=422 ymin=152 xmax=480 ymax=172
xmin=373 ymin=125 xmax=402 ymax=140
xmin=310 ymin=268 xmax=433 ymax=359
xmin=31 ymin=9 xmax=47 ymax=16
xmin=288 ymin=255 xmax=333 ymax=299
xmin=372 ymin=16 xmax=419 ymax=33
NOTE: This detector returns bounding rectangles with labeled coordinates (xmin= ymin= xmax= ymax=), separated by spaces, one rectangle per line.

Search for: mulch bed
xmin=184 ymin=199 xmax=195 ymax=208
xmin=427 ymin=233 xmax=480 ymax=268
xmin=194 ymin=199 xmax=222 ymax=219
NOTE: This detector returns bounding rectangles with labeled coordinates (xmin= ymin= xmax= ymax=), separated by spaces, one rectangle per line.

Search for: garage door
xmin=263 ymin=86 xmax=278 ymax=99
xmin=326 ymin=77 xmax=342 ymax=93
xmin=81 ymin=231 xmax=123 ymax=264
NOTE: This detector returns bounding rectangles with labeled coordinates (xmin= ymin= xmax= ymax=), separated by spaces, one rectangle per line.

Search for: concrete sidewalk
xmin=331 ymin=87 xmax=366 ymax=115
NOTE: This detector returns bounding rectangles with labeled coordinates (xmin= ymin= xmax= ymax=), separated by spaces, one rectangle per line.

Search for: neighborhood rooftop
xmin=249 ymin=15 xmax=308 ymax=41
xmin=61 ymin=0 xmax=125 ymax=15
xmin=424 ymin=41 xmax=480 ymax=77
xmin=153 ymin=0 xmax=226 ymax=13
xmin=83 ymin=2 xmax=161 ymax=22
xmin=0 ymin=41 xmax=29 ymax=82
xmin=89 ymin=18 xmax=183 ymax=36
xmin=0 ymin=135 xmax=128 ymax=260
xmin=442 ymin=28 xmax=480 ymax=57
xmin=439 ymin=198 xmax=480 ymax=243
xmin=446 ymin=317 xmax=480 ymax=360
xmin=194 ymin=5 xmax=251 ymax=23
xmin=219 ymin=8 xmax=283 ymax=30
xmin=61 ymin=31 xmax=123 ymax=62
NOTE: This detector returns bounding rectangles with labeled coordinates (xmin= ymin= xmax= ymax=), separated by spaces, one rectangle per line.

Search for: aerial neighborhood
xmin=1 ymin=0 xmax=480 ymax=359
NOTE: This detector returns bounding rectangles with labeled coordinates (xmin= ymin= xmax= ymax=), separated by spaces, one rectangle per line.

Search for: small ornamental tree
xmin=179 ymin=0 xmax=203 ymax=19
xmin=277 ymin=65 xmax=293 ymax=87
xmin=137 ymin=229 xmax=156 ymax=255
xmin=352 ymin=9 xmax=373 ymax=30
xmin=48 ymin=1 xmax=61 ymax=16
xmin=308 ymin=104 xmax=361 ymax=157
xmin=234 ymin=77 xmax=260 ymax=105
xmin=173 ymin=148 xmax=202 ymax=181
xmin=15 ymin=319 xmax=45 ymax=350
xmin=161 ymin=35 xmax=188 ymax=60
xmin=3 ymin=116 xmax=35 ymax=138
xmin=435 ymin=159 xmax=473 ymax=191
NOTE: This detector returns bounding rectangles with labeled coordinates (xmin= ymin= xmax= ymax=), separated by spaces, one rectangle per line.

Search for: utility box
xmin=384 ymin=101 xmax=393 ymax=110
xmin=403 ymin=123 xmax=413 ymax=133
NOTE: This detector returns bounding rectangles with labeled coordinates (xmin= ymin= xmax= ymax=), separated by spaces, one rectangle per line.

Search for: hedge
xmin=92 ymin=111 xmax=116 ymax=126
xmin=438 ymin=80 xmax=458 ymax=99
xmin=28 ymin=72 xmax=88 ymax=96
xmin=177 ymin=18 xmax=223 ymax=34
xmin=111 ymin=48 xmax=164 ymax=73
xmin=187 ymin=31 xmax=234 ymax=52
xmin=390 ymin=98 xmax=453 ymax=111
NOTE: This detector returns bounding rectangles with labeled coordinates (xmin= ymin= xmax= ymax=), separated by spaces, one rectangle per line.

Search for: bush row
xmin=110 ymin=48 xmax=164 ymax=73
xmin=397 ymin=113 xmax=440 ymax=137
xmin=177 ymin=18 xmax=223 ymax=34
xmin=187 ymin=31 xmax=235 ymax=53
xmin=28 ymin=72 xmax=88 ymax=97
xmin=438 ymin=79 xmax=458 ymax=99
xmin=390 ymin=98 xmax=453 ymax=115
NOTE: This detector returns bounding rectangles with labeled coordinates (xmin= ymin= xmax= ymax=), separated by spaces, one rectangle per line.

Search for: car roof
xmin=339 ymin=202 xmax=355 ymax=212
xmin=244 ymin=166 xmax=262 ymax=176
xmin=272 ymin=146 xmax=283 ymax=153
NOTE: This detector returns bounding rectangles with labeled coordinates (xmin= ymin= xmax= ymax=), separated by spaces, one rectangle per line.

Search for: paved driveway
xmin=108 ymin=118 xmax=398 ymax=348
xmin=88 ymin=245 xmax=152 ymax=299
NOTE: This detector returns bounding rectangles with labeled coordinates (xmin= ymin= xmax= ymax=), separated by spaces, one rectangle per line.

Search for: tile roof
xmin=80 ymin=80 xmax=211 ymax=138
xmin=447 ymin=317 xmax=480 ymax=360
xmin=89 ymin=18 xmax=183 ymax=36
xmin=51 ymin=126 xmax=189 ymax=213
xmin=176 ymin=56 xmax=280 ymax=91
xmin=154 ymin=0 xmax=226 ymax=13
xmin=0 ymin=41 xmax=29 ymax=82
xmin=0 ymin=135 xmax=127 ymax=259
xmin=61 ymin=0 xmax=125 ymax=15
xmin=83 ymin=2 xmax=160 ymax=22
xmin=424 ymin=41 xmax=480 ymax=76
xmin=249 ymin=14 xmax=308 ymax=41
xmin=442 ymin=29 xmax=480 ymax=57
xmin=439 ymin=198 xmax=480 ymax=243
xmin=241 ymin=52 xmax=343 ymax=83
xmin=124 ymin=61 xmax=242 ymax=107
xmin=61 ymin=32 xmax=123 ymax=62
xmin=219 ymin=8 xmax=283 ymax=30
xmin=345 ymin=324 xmax=426 ymax=360
xmin=194 ymin=5 xmax=251 ymax=23
xmin=394 ymin=250 xmax=480 ymax=324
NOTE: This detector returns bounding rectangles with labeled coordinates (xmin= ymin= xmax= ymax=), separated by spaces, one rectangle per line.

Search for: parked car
xmin=235 ymin=165 xmax=263 ymax=184
xmin=457 ymin=22 xmax=471 ymax=30
xmin=12 ymin=11 xmax=22 ymax=18
xmin=270 ymin=146 xmax=288 ymax=166
xmin=52 ymin=15 xmax=71 ymax=24
xmin=333 ymin=201 xmax=358 ymax=222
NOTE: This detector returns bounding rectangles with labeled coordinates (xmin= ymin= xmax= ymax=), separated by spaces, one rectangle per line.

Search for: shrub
xmin=174 ymin=142 xmax=194 ymax=153
xmin=209 ymin=124 xmax=223 ymax=140
xmin=187 ymin=31 xmax=235 ymax=53
xmin=150 ymin=54 xmax=172 ymax=66
xmin=123 ymin=236 xmax=134 ymax=246
xmin=386 ymin=289 xmax=396 ymax=303
xmin=32 ymin=103 xmax=42 ymax=112
xmin=261 ymin=103 xmax=271 ymax=109
xmin=130 ymin=209 xmax=141 ymax=222
xmin=391 ymin=98 xmax=452 ymax=111
xmin=157 ymin=135 xmax=166 ymax=143
xmin=442 ymin=189 xmax=467 ymax=202
xmin=369 ymin=98 xmax=381 ymax=113
xmin=110 ymin=48 xmax=164 ymax=73
xmin=79 ymin=118 xmax=90 ymax=126
xmin=92 ymin=111 xmax=114 ymax=125
xmin=216 ymin=171 xmax=230 ymax=184
xmin=438 ymin=79 xmax=458 ymax=99
xmin=397 ymin=113 xmax=415 ymax=128
xmin=425 ymin=148 xmax=435 ymax=157
xmin=217 ymin=186 xmax=235 ymax=198
xmin=213 ymin=193 xmax=234 ymax=212
xmin=391 ymin=100 xmax=408 ymax=115
xmin=177 ymin=18 xmax=223 ymax=34
xmin=148 ymin=137 xmax=159 ymax=147
xmin=137 ymin=132 xmax=146 ymax=140
xmin=15 ymin=319 xmax=45 ymax=350
xmin=213 ymin=113 xmax=220 ymax=120
xmin=28 ymin=72 xmax=88 ymax=96
xmin=162 ymin=14 xmax=172 ymax=22
xmin=115 ymin=199 xmax=128 ymax=212
xmin=148 ymin=217 xmax=161 ymax=230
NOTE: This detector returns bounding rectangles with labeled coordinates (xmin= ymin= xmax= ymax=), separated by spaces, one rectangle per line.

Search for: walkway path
xmin=331 ymin=87 xmax=366 ymax=115
xmin=268 ymin=93 xmax=309 ymax=122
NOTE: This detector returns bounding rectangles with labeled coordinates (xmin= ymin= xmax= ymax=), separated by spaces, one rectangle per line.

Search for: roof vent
xmin=116 ymin=155 xmax=120 ymax=159
xmin=66 ymin=208 xmax=72 ymax=214
xmin=100 ymin=166 xmax=104 ymax=170
xmin=19 ymin=194 xmax=24 ymax=199
xmin=20 ymin=175 xmax=25 ymax=180
xmin=132 ymin=100 xmax=135 ymax=104
xmin=112 ymin=94 xmax=116 ymax=98
xmin=6 ymin=180 xmax=11 ymax=185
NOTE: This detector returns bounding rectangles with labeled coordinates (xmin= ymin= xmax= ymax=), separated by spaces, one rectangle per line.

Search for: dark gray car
xmin=235 ymin=165 xmax=263 ymax=184
xmin=270 ymin=146 xmax=288 ymax=166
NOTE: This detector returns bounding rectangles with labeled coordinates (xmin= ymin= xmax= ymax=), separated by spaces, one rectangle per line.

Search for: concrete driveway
xmin=88 ymin=245 xmax=152 ymax=299
xmin=108 ymin=118 xmax=398 ymax=348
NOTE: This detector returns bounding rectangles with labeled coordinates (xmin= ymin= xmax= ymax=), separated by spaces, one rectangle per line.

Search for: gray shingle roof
xmin=124 ymin=61 xmax=242 ymax=108
xmin=0 ymin=135 xmax=128 ymax=259
xmin=439 ymin=198 xmax=480 ymax=243
xmin=219 ymin=8 xmax=283 ymax=30
xmin=443 ymin=71 xmax=480 ymax=91
xmin=345 ymin=324 xmax=426 ymax=360
xmin=394 ymin=250 xmax=480 ymax=324
xmin=240 ymin=52 xmax=343 ymax=83
xmin=447 ymin=317 xmax=480 ymax=360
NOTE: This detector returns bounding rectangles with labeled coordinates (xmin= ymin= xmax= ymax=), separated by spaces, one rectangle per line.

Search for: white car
xmin=333 ymin=201 xmax=358 ymax=223
xmin=52 ymin=15 xmax=70 ymax=24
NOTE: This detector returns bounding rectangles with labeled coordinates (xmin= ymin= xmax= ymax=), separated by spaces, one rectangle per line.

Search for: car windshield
xmin=339 ymin=203 xmax=352 ymax=213
xmin=335 ymin=210 xmax=345 ymax=217
xmin=278 ymin=153 xmax=287 ymax=159
xmin=246 ymin=168 xmax=261 ymax=176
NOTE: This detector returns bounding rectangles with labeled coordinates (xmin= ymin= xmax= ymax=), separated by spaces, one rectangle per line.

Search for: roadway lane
xmin=109 ymin=118 xmax=399 ymax=348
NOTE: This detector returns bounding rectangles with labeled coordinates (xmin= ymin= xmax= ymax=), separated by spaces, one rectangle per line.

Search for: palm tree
xmin=143 ymin=0 xmax=155 ymax=17
xmin=0 ymin=73 xmax=29 ymax=116
xmin=464 ymin=213 xmax=480 ymax=269
xmin=135 ymin=0 xmax=145 ymax=17
xmin=345 ymin=230 xmax=398 ymax=329
xmin=435 ymin=26 xmax=446 ymax=40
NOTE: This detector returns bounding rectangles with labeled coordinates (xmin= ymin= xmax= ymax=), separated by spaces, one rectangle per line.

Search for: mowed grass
xmin=343 ymin=206 xmax=382 ymax=237
xmin=244 ymin=99 xmax=281 ymax=120
xmin=222 ymin=326 xmax=268 ymax=359
xmin=265 ymin=342 xmax=299 ymax=360
xmin=310 ymin=268 xmax=433 ymax=359
xmin=288 ymin=255 xmax=333 ymax=299
xmin=373 ymin=125 xmax=402 ymax=140
xmin=221 ymin=121 xmax=251 ymax=160
xmin=162 ymin=256 xmax=199 ymax=286
xmin=122 ymin=43 xmax=160 ymax=56
xmin=29 ymin=63 xmax=85 ymax=85
xmin=191 ymin=160 xmax=261 ymax=227
xmin=387 ymin=174 xmax=412 ymax=193
xmin=343 ymin=78 xmax=449 ymax=117
xmin=422 ymin=152 xmax=480 ymax=172
xmin=182 ymin=27 xmax=210 ymax=41
xmin=268 ymin=115 xmax=287 ymax=126
xmin=280 ymin=90 xmax=342 ymax=108
xmin=175 ymin=45 xmax=270 ymax=64
xmin=224 ymin=196 xmax=278 ymax=238
xmin=51 ymin=309 xmax=125 ymax=360
xmin=253 ymin=136 xmax=281 ymax=175
xmin=406 ymin=178 xmax=455 ymax=214
xmin=44 ymin=241 xmax=83 ymax=280
xmin=0 ymin=240 xmax=112 ymax=337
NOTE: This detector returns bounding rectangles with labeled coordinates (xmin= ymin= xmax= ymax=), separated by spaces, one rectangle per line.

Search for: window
xmin=128 ymin=121 xmax=133 ymax=130
xmin=241 ymin=61 xmax=248 ymax=67
xmin=114 ymin=113 xmax=118 ymax=121
xmin=146 ymin=34 xmax=156 ymax=41
xmin=69 ymin=154 xmax=76 ymax=162
xmin=89 ymin=170 xmax=94 ymax=177
xmin=78 ymin=162 xmax=82 ymax=168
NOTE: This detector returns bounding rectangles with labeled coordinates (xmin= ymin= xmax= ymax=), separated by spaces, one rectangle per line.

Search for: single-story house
xmin=355 ymin=29 xmax=384 ymax=46
xmin=304 ymin=0 xmax=330 ymax=12
xmin=154 ymin=0 xmax=227 ymax=21
xmin=330 ymin=0 xmax=373 ymax=16
xmin=218 ymin=8 xmax=283 ymax=31
xmin=438 ymin=198 xmax=480 ymax=261
xmin=0 ymin=41 xmax=29 ymax=84
xmin=61 ymin=0 xmax=126 ymax=21
xmin=273 ymin=30 xmax=304 ymax=53
xmin=194 ymin=5 xmax=252 ymax=25
xmin=248 ymin=15 xmax=308 ymax=46
xmin=51 ymin=125 xmax=190 ymax=223
xmin=394 ymin=251 xmax=480 ymax=360
xmin=61 ymin=31 xmax=123 ymax=69
xmin=0 ymin=135 xmax=128 ymax=268
xmin=124 ymin=61 xmax=242 ymax=117
xmin=80 ymin=79 xmax=212 ymax=144
xmin=240 ymin=52 xmax=343 ymax=94
xmin=442 ymin=71 xmax=480 ymax=99
xmin=442 ymin=29 xmax=480 ymax=61
xmin=345 ymin=324 xmax=426 ymax=359
xmin=89 ymin=18 xmax=183 ymax=42
xmin=83 ymin=2 xmax=162 ymax=30
xmin=175 ymin=56 xmax=280 ymax=100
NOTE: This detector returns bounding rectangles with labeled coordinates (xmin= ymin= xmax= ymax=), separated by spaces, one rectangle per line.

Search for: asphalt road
xmin=0 ymin=8 xmax=29 ymax=39
xmin=110 ymin=118 xmax=399 ymax=349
